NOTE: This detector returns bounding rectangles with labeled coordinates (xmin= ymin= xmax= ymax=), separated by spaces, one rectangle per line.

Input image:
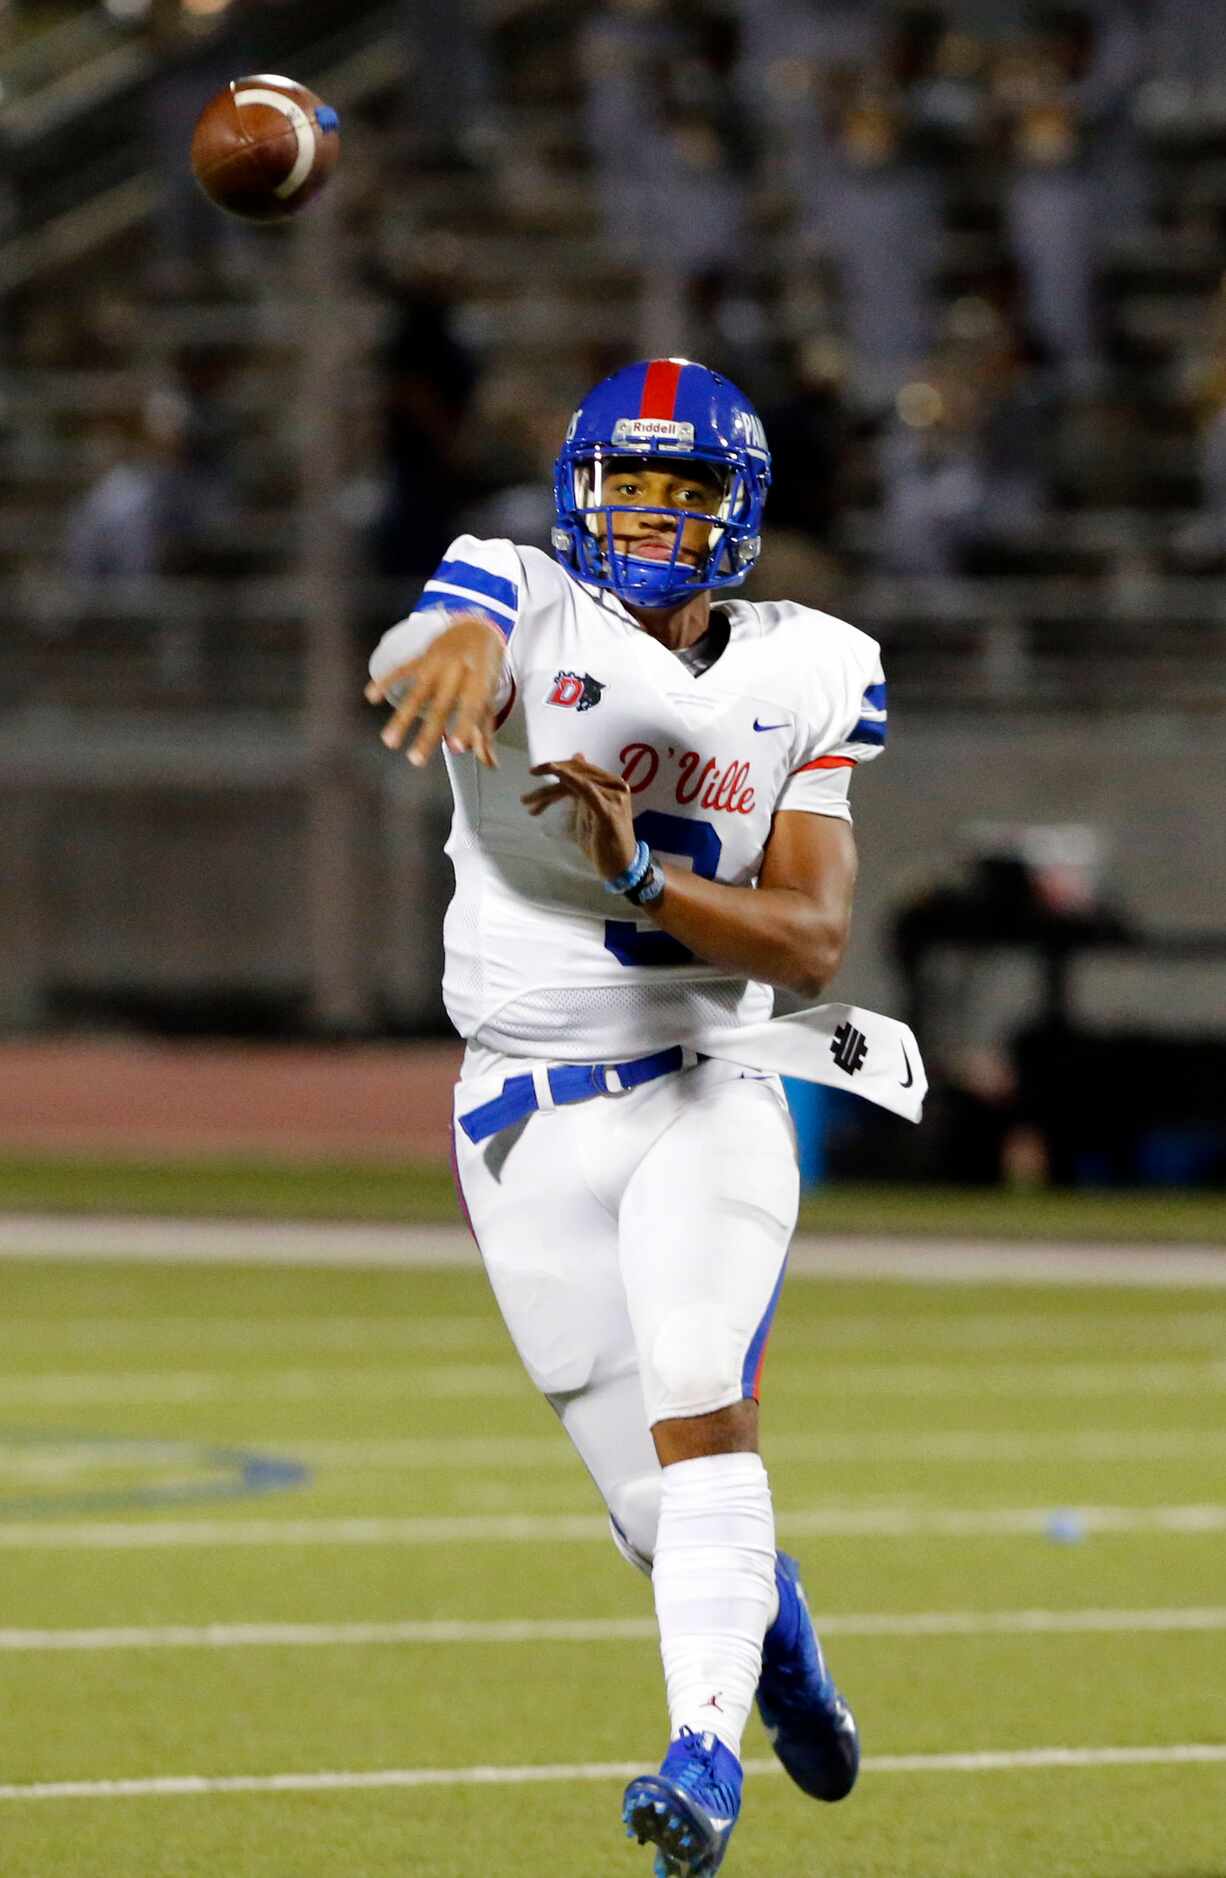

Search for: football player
xmin=367 ymin=359 xmax=904 ymax=1875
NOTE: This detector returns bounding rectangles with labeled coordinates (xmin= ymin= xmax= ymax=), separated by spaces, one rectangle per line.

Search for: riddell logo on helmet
xmin=611 ymin=418 xmax=696 ymax=448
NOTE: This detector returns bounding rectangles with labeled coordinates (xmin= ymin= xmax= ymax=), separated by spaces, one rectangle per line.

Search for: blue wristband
xmin=624 ymin=861 xmax=665 ymax=907
xmin=605 ymin=840 xmax=651 ymax=895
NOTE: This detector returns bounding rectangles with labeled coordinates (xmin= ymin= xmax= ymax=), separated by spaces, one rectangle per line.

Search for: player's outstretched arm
xmin=523 ymin=757 xmax=857 ymax=1000
xmin=365 ymin=613 xmax=506 ymax=768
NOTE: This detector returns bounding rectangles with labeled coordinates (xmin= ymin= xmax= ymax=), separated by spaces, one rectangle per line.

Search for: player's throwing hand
xmin=364 ymin=612 xmax=505 ymax=769
xmin=523 ymin=754 xmax=639 ymax=882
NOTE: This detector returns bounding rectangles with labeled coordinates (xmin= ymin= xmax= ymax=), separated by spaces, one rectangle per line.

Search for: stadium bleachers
xmin=2 ymin=0 xmax=1226 ymax=718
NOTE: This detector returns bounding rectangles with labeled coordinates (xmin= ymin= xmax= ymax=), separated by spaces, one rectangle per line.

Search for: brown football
xmin=190 ymin=75 xmax=340 ymax=222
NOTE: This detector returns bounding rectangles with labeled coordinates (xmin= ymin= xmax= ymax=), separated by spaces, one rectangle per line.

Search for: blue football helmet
xmin=552 ymin=358 xmax=771 ymax=609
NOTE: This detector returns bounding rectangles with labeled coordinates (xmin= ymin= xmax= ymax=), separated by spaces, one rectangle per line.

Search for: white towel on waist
xmin=690 ymin=1002 xmax=926 ymax=1124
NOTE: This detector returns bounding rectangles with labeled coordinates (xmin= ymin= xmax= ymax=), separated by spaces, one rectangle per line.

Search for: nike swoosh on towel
xmin=900 ymin=1046 xmax=914 ymax=1089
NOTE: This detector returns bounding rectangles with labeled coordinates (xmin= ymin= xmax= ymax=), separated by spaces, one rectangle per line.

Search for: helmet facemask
xmin=559 ymin=449 xmax=758 ymax=608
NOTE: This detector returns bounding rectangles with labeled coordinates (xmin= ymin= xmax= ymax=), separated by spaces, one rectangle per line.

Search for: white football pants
xmin=451 ymin=1053 xmax=799 ymax=1569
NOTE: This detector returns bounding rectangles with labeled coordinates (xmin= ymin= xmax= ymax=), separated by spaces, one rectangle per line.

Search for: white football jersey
xmin=370 ymin=535 xmax=886 ymax=1062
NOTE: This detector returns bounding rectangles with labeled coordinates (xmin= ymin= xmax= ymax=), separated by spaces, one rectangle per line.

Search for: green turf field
xmin=1 ymin=1154 xmax=1224 ymax=1241
xmin=0 ymin=1237 xmax=1224 ymax=1875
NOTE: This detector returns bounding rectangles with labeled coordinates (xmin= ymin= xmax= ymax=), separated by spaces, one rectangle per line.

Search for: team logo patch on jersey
xmin=547 ymin=670 xmax=606 ymax=712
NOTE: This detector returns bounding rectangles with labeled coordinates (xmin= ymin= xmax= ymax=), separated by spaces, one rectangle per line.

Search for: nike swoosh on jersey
xmin=753 ymin=718 xmax=789 ymax=732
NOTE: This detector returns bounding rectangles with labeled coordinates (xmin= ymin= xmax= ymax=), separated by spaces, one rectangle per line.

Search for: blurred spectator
xmin=948 ymin=296 xmax=1051 ymax=566
xmin=877 ymin=309 xmax=1049 ymax=576
xmin=814 ymin=76 xmax=944 ymax=404
xmin=1146 ymin=0 xmax=1226 ymax=100
xmin=878 ymin=370 xmax=988 ymax=575
xmin=370 ymin=255 xmax=482 ymax=580
xmin=64 ymin=383 xmax=235 ymax=582
xmin=1176 ymin=401 xmax=1226 ymax=568
xmin=397 ymin=0 xmax=502 ymax=172
xmin=455 ymin=368 xmax=580 ymax=553
xmin=996 ymin=4 xmax=1146 ymax=391
xmin=681 ymin=266 xmax=776 ymax=402
xmin=579 ymin=0 xmax=748 ymax=284
xmin=1172 ymin=289 xmax=1226 ymax=570
xmin=10 ymin=283 xmax=140 ymax=372
xmin=739 ymin=8 xmax=992 ymax=409
xmin=1073 ymin=2 xmax=1149 ymax=232
xmin=734 ymin=0 xmax=884 ymax=218
xmin=759 ymin=335 xmax=853 ymax=547
xmin=883 ymin=3 xmax=985 ymax=151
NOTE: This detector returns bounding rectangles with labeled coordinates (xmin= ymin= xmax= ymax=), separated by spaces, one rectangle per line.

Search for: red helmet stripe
xmin=639 ymin=359 xmax=683 ymax=420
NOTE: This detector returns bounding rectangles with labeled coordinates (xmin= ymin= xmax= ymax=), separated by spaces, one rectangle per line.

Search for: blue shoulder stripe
xmin=849 ymin=717 xmax=887 ymax=746
xmin=417 ymin=594 xmax=513 ymax=641
xmin=862 ymin=681 xmax=887 ymax=711
xmin=431 ymin=558 xmax=519 ymax=614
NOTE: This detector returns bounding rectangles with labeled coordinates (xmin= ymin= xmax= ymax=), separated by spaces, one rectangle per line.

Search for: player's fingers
xmin=562 ymin=770 xmax=610 ymax=807
xmin=406 ymin=674 xmax=463 ymax=767
xmin=474 ymin=708 xmax=499 ymax=769
xmin=521 ymin=783 xmax=569 ymax=814
xmin=468 ymin=727 xmax=495 ymax=768
xmin=442 ymin=667 xmax=500 ymax=766
xmin=365 ymin=656 xmax=422 ymax=707
xmin=379 ymin=679 xmax=431 ymax=751
xmin=556 ymin=752 xmax=625 ymax=789
xmin=565 ymin=752 xmax=615 ymax=787
xmin=527 ymin=749 xmax=590 ymax=774
xmin=526 ymin=764 xmax=607 ymax=800
xmin=447 ymin=668 xmax=496 ymax=757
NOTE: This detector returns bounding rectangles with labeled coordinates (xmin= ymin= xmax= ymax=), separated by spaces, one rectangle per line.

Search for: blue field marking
xmin=0 ymin=1430 xmax=309 ymax=1517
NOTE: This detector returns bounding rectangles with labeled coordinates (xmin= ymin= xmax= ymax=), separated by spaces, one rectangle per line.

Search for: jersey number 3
xmin=603 ymin=810 xmax=723 ymax=968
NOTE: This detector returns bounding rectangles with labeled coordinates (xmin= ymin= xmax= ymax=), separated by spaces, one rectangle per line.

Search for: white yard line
xmin=2 ymin=1606 xmax=1226 ymax=1653
xmin=3 ymin=1503 xmax=1226 ymax=1550
xmin=1 ymin=1744 xmax=1223 ymax=1804
xmin=0 ymin=1216 xmax=1223 ymax=1285
xmin=790 ymin=1244 xmax=1226 ymax=1287
xmin=0 ymin=1217 xmax=474 ymax=1268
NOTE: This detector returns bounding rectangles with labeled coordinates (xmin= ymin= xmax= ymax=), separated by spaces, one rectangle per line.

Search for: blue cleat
xmin=622 ymin=1727 xmax=743 ymax=1876
xmin=756 ymin=1551 xmax=860 ymax=1803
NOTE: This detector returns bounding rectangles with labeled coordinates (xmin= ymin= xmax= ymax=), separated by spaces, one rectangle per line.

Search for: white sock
xmin=651 ymin=1451 xmax=777 ymax=1760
